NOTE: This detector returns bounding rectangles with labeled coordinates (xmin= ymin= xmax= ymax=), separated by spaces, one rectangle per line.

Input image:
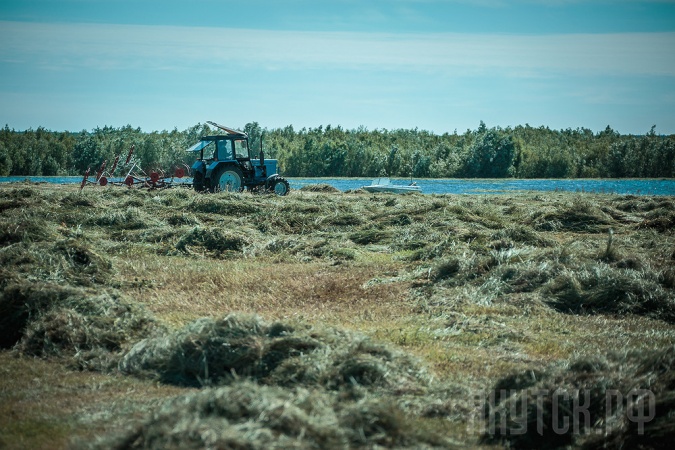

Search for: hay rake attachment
xmin=80 ymin=145 xmax=190 ymax=191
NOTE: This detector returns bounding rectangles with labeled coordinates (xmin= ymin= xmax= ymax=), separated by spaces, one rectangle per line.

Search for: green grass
xmin=1 ymin=183 xmax=674 ymax=448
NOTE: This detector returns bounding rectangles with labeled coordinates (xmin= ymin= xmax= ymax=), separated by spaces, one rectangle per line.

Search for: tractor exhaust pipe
xmin=259 ymin=132 xmax=266 ymax=176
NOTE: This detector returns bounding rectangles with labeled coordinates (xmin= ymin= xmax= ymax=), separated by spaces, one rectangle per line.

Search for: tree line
xmin=1 ymin=122 xmax=673 ymax=178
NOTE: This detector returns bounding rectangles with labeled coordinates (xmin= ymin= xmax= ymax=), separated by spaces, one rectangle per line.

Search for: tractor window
xmin=216 ymin=140 xmax=232 ymax=160
xmin=234 ymin=139 xmax=249 ymax=159
xmin=202 ymin=141 xmax=215 ymax=160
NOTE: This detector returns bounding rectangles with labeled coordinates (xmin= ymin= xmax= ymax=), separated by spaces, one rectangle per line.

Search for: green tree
xmin=0 ymin=141 xmax=11 ymax=176
xmin=244 ymin=122 xmax=263 ymax=157
xmin=462 ymin=124 xmax=515 ymax=178
xmin=72 ymin=133 xmax=105 ymax=174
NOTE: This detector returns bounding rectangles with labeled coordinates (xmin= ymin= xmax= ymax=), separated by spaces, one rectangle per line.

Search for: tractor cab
xmin=187 ymin=134 xmax=257 ymax=175
xmin=187 ymin=122 xmax=288 ymax=195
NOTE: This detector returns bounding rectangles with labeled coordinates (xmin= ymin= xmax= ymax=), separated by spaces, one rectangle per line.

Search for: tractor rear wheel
xmin=212 ymin=166 xmax=244 ymax=193
xmin=270 ymin=177 xmax=290 ymax=196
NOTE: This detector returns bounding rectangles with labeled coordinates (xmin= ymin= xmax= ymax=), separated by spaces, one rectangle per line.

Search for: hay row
xmin=119 ymin=313 xmax=431 ymax=395
xmin=100 ymin=381 xmax=453 ymax=450
xmin=482 ymin=347 xmax=675 ymax=448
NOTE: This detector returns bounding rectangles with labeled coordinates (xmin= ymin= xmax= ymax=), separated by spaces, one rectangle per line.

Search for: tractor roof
xmin=207 ymin=121 xmax=248 ymax=138
xmin=186 ymin=135 xmax=247 ymax=153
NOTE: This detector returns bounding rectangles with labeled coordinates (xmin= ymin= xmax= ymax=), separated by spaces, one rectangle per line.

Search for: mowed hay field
xmin=1 ymin=182 xmax=674 ymax=449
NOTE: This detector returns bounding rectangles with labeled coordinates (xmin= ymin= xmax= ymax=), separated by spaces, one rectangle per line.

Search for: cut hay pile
xmin=0 ymin=281 xmax=82 ymax=349
xmin=639 ymin=208 xmax=675 ymax=232
xmin=101 ymin=381 xmax=451 ymax=450
xmin=0 ymin=237 xmax=113 ymax=287
xmin=546 ymin=265 xmax=675 ymax=323
xmin=109 ymin=314 xmax=457 ymax=449
xmin=0 ymin=235 xmax=116 ymax=351
xmin=119 ymin=313 xmax=430 ymax=395
xmin=15 ymin=291 xmax=160 ymax=370
xmin=529 ymin=198 xmax=615 ymax=233
xmin=481 ymin=346 xmax=675 ymax=449
xmin=0 ymin=278 xmax=160 ymax=370
xmin=186 ymin=194 xmax=262 ymax=215
xmin=299 ymin=183 xmax=341 ymax=193
xmin=0 ymin=219 xmax=158 ymax=369
xmin=175 ymin=225 xmax=249 ymax=257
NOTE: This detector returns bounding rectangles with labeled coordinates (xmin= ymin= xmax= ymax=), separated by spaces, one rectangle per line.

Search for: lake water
xmin=1 ymin=176 xmax=674 ymax=196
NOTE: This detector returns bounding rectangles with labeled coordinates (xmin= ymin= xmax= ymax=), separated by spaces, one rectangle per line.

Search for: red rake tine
xmin=109 ymin=154 xmax=120 ymax=177
xmin=80 ymin=167 xmax=90 ymax=192
xmin=95 ymin=160 xmax=107 ymax=182
xmin=125 ymin=145 xmax=135 ymax=165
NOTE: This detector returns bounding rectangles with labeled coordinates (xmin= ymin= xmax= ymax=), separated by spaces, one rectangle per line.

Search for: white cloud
xmin=2 ymin=21 xmax=675 ymax=77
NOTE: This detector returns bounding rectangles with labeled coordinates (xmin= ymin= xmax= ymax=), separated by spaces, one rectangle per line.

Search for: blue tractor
xmin=187 ymin=121 xmax=290 ymax=196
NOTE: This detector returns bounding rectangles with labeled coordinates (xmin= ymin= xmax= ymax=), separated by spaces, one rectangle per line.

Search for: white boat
xmin=361 ymin=177 xmax=422 ymax=194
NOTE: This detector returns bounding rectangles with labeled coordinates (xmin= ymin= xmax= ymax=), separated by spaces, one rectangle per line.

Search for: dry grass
xmin=114 ymin=256 xmax=411 ymax=327
xmin=0 ymin=352 xmax=187 ymax=450
xmin=1 ymin=183 xmax=673 ymax=448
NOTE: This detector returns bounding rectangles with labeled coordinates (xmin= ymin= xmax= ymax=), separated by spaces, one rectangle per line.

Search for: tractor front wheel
xmin=212 ymin=166 xmax=244 ymax=193
xmin=269 ymin=177 xmax=290 ymax=196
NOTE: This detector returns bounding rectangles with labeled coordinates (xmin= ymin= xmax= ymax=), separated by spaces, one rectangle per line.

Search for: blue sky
xmin=1 ymin=0 xmax=674 ymax=134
